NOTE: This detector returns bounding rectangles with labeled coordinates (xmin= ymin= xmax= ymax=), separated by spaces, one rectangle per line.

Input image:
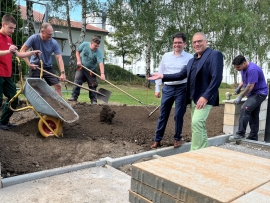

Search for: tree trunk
xmin=26 ymin=1 xmax=35 ymax=36
xmin=145 ymin=41 xmax=151 ymax=88
xmin=65 ymin=0 xmax=87 ymax=80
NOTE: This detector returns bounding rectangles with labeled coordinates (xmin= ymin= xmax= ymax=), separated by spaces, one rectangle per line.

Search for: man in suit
xmin=148 ymin=32 xmax=224 ymax=151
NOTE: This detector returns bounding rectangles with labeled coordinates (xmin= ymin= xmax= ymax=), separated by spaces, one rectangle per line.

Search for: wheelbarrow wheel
xmin=38 ymin=115 xmax=63 ymax=137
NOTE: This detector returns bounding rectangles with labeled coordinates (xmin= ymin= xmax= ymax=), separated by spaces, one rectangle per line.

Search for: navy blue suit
xmin=163 ymin=48 xmax=223 ymax=106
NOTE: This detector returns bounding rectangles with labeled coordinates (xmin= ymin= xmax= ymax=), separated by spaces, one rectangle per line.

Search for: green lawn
xmin=60 ymin=83 xmax=236 ymax=105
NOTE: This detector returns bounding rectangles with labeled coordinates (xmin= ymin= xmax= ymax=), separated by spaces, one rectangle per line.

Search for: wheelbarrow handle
xmin=35 ymin=67 xmax=106 ymax=97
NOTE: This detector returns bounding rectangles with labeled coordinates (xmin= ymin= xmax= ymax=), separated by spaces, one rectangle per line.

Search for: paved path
xmin=0 ymin=165 xmax=130 ymax=203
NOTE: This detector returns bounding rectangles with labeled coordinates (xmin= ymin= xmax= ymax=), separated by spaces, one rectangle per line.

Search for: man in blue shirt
xmin=20 ymin=23 xmax=66 ymax=96
xmin=151 ymin=32 xmax=193 ymax=149
xmin=230 ymin=55 xmax=268 ymax=141
xmin=68 ymin=36 xmax=105 ymax=104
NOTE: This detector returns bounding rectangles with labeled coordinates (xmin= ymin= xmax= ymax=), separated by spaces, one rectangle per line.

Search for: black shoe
xmin=91 ymin=100 xmax=97 ymax=105
xmin=7 ymin=123 xmax=17 ymax=128
xmin=68 ymin=97 xmax=77 ymax=101
xmin=0 ymin=124 xmax=9 ymax=130
xmin=246 ymin=136 xmax=258 ymax=141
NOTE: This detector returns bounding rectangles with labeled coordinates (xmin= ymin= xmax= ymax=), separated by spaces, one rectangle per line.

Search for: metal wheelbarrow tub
xmin=23 ymin=78 xmax=79 ymax=123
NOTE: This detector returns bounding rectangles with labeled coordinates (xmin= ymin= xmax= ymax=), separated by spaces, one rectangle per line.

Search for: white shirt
xmin=155 ymin=50 xmax=193 ymax=92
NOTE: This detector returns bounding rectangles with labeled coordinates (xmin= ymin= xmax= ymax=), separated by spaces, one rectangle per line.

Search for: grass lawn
xmin=60 ymin=82 xmax=236 ymax=105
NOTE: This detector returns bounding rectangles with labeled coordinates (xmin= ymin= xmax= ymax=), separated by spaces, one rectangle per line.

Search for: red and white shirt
xmin=0 ymin=32 xmax=13 ymax=77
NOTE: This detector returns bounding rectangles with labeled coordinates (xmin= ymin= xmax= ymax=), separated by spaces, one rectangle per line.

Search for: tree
xmin=49 ymin=0 xmax=100 ymax=80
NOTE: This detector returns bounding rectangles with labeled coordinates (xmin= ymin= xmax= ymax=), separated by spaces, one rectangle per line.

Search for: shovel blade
xmin=97 ymin=88 xmax=111 ymax=104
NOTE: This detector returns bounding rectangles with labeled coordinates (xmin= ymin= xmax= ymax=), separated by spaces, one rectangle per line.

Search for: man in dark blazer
xmin=148 ymin=32 xmax=224 ymax=151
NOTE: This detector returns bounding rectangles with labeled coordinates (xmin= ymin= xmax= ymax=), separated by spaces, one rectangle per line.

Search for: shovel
xmin=35 ymin=67 xmax=111 ymax=103
xmin=80 ymin=65 xmax=151 ymax=112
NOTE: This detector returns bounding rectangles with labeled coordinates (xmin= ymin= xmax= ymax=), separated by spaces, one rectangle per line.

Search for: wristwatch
xmin=61 ymin=70 xmax=65 ymax=74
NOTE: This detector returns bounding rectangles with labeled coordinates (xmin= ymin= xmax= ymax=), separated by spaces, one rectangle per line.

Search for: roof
xmin=20 ymin=6 xmax=108 ymax=34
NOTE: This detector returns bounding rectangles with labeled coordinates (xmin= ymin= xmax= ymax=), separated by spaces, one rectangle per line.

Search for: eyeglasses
xmin=192 ymin=40 xmax=205 ymax=44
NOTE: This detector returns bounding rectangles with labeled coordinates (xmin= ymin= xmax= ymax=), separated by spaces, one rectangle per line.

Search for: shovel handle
xmin=35 ymin=67 xmax=105 ymax=97
xmin=80 ymin=65 xmax=147 ymax=106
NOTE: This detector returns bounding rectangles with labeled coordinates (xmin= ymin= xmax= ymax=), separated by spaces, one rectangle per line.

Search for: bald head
xmin=40 ymin=23 xmax=53 ymax=41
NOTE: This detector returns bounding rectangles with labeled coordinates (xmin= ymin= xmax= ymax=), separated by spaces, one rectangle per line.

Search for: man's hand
xmin=234 ymin=86 xmax=241 ymax=95
xmin=234 ymin=95 xmax=243 ymax=105
xmin=9 ymin=45 xmax=18 ymax=53
xmin=28 ymin=64 xmax=39 ymax=70
xmin=148 ymin=73 xmax=163 ymax=80
xmin=77 ymin=61 xmax=82 ymax=67
xmin=31 ymin=50 xmax=42 ymax=56
xmin=59 ymin=73 xmax=66 ymax=81
xmin=196 ymin=97 xmax=208 ymax=109
xmin=100 ymin=73 xmax=105 ymax=80
xmin=155 ymin=92 xmax=160 ymax=98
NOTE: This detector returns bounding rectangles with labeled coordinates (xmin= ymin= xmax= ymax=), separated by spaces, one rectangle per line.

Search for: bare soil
xmin=0 ymin=102 xmax=224 ymax=178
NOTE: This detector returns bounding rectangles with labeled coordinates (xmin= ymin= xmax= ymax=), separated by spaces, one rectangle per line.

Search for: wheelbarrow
xmin=8 ymin=57 xmax=110 ymax=138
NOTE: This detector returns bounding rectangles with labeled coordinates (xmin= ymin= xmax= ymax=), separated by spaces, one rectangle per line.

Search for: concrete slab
xmin=0 ymin=165 xmax=130 ymax=203
xmin=129 ymin=190 xmax=152 ymax=203
xmin=131 ymin=178 xmax=183 ymax=203
xmin=232 ymin=181 xmax=270 ymax=203
xmin=131 ymin=146 xmax=270 ymax=203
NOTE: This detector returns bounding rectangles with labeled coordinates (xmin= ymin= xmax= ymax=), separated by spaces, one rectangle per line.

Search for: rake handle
xmin=80 ymin=65 xmax=145 ymax=105
xmin=35 ymin=67 xmax=105 ymax=97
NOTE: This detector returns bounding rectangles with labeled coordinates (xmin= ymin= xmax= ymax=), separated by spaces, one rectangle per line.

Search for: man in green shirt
xmin=68 ymin=36 xmax=105 ymax=104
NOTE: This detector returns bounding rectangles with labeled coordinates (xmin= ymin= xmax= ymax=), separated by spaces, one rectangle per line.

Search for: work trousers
xmin=0 ymin=77 xmax=18 ymax=125
xmin=236 ymin=94 xmax=267 ymax=140
xmin=154 ymin=84 xmax=187 ymax=142
xmin=71 ymin=68 xmax=98 ymax=101
xmin=190 ymin=102 xmax=212 ymax=151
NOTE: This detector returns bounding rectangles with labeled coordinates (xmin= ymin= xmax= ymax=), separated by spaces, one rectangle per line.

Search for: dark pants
xmin=0 ymin=77 xmax=18 ymax=125
xmin=154 ymin=84 xmax=187 ymax=142
xmin=29 ymin=67 xmax=59 ymax=86
xmin=236 ymin=94 xmax=267 ymax=140
xmin=71 ymin=68 xmax=98 ymax=101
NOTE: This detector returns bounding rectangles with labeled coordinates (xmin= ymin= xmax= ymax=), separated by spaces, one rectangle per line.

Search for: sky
xmin=19 ymin=0 xmax=83 ymax=22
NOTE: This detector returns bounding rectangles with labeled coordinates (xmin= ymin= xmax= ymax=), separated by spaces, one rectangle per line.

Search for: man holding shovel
xmin=68 ymin=36 xmax=105 ymax=104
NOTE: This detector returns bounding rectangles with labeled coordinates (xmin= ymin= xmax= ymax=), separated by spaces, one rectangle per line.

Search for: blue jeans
xmin=154 ymin=84 xmax=187 ymax=142
xmin=236 ymin=94 xmax=267 ymax=140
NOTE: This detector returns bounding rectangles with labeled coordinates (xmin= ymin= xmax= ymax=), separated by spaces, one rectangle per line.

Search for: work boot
xmin=0 ymin=124 xmax=9 ymax=130
xmin=68 ymin=97 xmax=77 ymax=102
xmin=91 ymin=100 xmax=97 ymax=105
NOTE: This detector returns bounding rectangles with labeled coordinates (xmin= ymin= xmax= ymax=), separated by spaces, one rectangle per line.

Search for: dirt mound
xmin=0 ymin=103 xmax=224 ymax=178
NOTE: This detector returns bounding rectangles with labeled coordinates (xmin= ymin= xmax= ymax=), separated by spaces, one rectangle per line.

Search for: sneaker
xmin=7 ymin=123 xmax=17 ymax=128
xmin=68 ymin=97 xmax=77 ymax=101
xmin=229 ymin=134 xmax=245 ymax=141
xmin=0 ymin=124 xmax=9 ymax=130
xmin=91 ymin=100 xmax=97 ymax=105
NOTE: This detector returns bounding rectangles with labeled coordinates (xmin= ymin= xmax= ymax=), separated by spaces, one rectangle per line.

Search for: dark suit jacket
xmin=162 ymin=47 xmax=223 ymax=106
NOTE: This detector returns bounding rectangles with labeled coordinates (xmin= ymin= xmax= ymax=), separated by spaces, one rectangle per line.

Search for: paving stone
xmin=131 ymin=146 xmax=270 ymax=203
